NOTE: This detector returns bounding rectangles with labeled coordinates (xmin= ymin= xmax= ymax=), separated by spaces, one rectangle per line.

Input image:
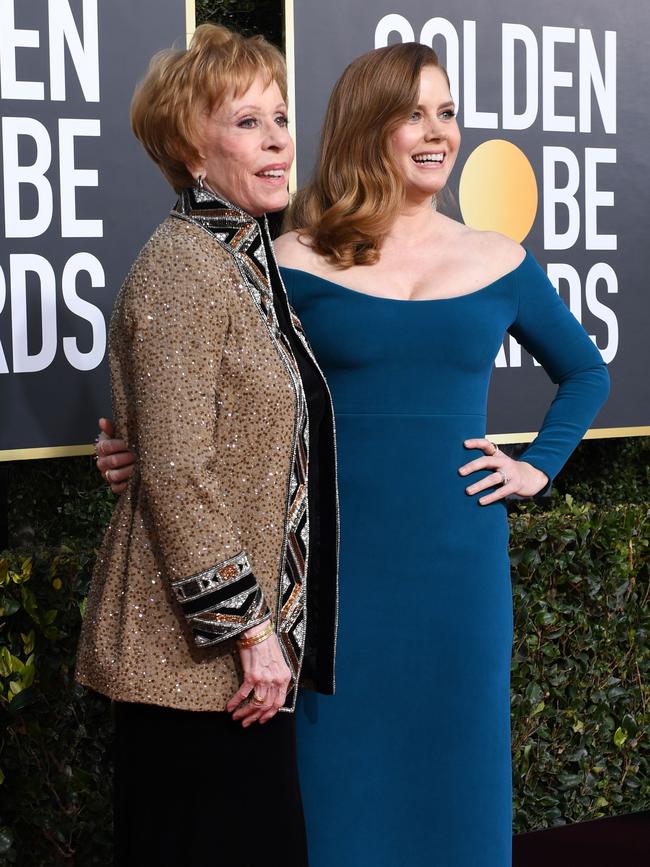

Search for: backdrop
xmin=2 ymin=1 xmax=648 ymax=457
xmin=286 ymin=0 xmax=650 ymax=441
xmin=0 ymin=0 xmax=190 ymax=459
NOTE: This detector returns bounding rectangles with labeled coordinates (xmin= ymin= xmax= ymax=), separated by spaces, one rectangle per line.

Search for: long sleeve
xmin=508 ymin=252 xmax=610 ymax=482
xmin=113 ymin=221 xmax=270 ymax=647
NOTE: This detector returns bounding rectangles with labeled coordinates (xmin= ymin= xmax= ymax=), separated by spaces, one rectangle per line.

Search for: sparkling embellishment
xmin=75 ymin=188 xmax=324 ymax=712
xmin=175 ymin=188 xmax=311 ymax=708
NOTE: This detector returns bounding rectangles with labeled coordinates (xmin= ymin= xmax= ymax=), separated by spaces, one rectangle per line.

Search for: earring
xmin=195 ymin=175 xmax=204 ymax=191
xmin=431 ymin=194 xmax=438 ymax=211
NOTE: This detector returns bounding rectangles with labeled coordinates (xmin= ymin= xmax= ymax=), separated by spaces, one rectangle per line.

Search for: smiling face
xmin=190 ymin=75 xmax=294 ymax=216
xmin=390 ymin=65 xmax=461 ymax=204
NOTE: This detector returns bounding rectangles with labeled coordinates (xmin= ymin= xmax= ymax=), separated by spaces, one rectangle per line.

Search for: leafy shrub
xmin=196 ymin=0 xmax=282 ymax=45
xmin=1 ymin=474 xmax=648 ymax=862
xmin=0 ymin=547 xmax=113 ymax=866
xmin=510 ymin=496 xmax=649 ymax=831
xmin=7 ymin=458 xmax=113 ymax=552
xmin=556 ymin=436 xmax=650 ymax=507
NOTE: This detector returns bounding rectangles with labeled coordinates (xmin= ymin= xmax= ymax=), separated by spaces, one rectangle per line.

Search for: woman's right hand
xmin=95 ymin=418 xmax=136 ymax=494
xmin=227 ymin=623 xmax=292 ymax=727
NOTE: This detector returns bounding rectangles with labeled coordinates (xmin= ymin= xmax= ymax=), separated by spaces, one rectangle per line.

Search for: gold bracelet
xmin=236 ymin=622 xmax=274 ymax=649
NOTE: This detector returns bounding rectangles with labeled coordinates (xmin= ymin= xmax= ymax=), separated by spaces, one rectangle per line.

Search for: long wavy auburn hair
xmin=286 ymin=42 xmax=449 ymax=267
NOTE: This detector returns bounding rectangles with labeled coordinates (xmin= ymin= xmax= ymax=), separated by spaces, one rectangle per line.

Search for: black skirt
xmin=113 ymin=702 xmax=308 ymax=867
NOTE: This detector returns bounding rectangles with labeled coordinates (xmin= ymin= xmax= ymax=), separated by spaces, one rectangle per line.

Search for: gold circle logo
xmin=459 ymin=140 xmax=538 ymax=243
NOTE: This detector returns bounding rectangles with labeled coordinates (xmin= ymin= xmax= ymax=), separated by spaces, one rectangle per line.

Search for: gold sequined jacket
xmin=76 ymin=188 xmax=339 ymax=712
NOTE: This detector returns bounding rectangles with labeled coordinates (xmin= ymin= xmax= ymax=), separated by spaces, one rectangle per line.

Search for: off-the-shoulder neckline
xmin=280 ymin=249 xmax=529 ymax=304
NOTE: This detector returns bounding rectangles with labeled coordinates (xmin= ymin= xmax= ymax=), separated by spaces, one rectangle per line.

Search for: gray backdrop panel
xmin=0 ymin=0 xmax=187 ymax=454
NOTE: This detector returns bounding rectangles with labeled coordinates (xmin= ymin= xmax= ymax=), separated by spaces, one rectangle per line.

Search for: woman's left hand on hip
xmin=459 ymin=438 xmax=549 ymax=505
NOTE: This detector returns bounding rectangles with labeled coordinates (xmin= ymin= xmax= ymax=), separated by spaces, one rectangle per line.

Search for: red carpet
xmin=513 ymin=811 xmax=650 ymax=865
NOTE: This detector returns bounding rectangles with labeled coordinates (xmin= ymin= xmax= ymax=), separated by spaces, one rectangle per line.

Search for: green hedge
xmin=1 ymin=459 xmax=114 ymax=865
xmin=196 ymin=0 xmax=282 ymax=45
xmin=1 ymin=446 xmax=648 ymax=864
xmin=510 ymin=497 xmax=649 ymax=829
xmin=0 ymin=547 xmax=112 ymax=866
xmin=555 ymin=436 xmax=650 ymax=507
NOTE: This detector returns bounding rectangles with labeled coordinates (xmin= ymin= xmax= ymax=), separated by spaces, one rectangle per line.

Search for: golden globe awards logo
xmin=375 ymin=14 xmax=619 ymax=368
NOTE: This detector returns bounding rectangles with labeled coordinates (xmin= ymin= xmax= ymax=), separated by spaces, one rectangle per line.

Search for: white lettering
xmin=543 ymin=147 xmax=580 ymax=250
xmin=463 ymin=21 xmax=498 ymax=128
xmin=542 ymin=27 xmax=576 ymax=132
xmin=585 ymin=262 xmax=618 ymax=363
xmin=502 ymin=23 xmax=538 ymax=130
xmin=547 ymin=262 xmax=583 ymax=321
xmin=0 ymin=2 xmax=44 ymax=100
xmin=375 ymin=17 xmax=616 ymax=136
xmin=419 ymin=18 xmax=460 ymax=110
xmin=58 ymin=118 xmax=103 ymax=237
xmin=507 ymin=335 xmax=522 ymax=368
xmin=2 ymin=117 xmax=53 ymax=238
xmin=48 ymin=0 xmax=100 ymax=102
xmin=579 ymin=29 xmax=616 ymax=134
xmin=62 ymin=253 xmax=106 ymax=370
xmin=0 ymin=267 xmax=8 ymax=373
xmin=374 ymin=14 xmax=414 ymax=47
xmin=585 ymin=148 xmax=616 ymax=250
xmin=10 ymin=254 xmax=57 ymax=373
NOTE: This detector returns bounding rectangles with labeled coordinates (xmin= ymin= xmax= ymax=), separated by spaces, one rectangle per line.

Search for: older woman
xmin=76 ymin=24 xmax=338 ymax=866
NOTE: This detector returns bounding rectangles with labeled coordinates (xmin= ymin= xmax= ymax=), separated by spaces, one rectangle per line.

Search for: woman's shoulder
xmin=127 ymin=216 xmax=240 ymax=295
xmin=443 ymin=223 xmax=526 ymax=288
xmin=274 ymin=230 xmax=320 ymax=271
xmin=113 ymin=217 xmax=242 ymax=331
xmin=146 ymin=216 xmax=238 ymax=270
xmin=455 ymin=224 xmax=525 ymax=272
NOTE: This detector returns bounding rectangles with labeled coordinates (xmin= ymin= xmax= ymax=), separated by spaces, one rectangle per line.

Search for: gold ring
xmin=105 ymin=469 xmax=112 ymax=483
xmin=252 ymin=693 xmax=265 ymax=705
xmin=487 ymin=440 xmax=499 ymax=456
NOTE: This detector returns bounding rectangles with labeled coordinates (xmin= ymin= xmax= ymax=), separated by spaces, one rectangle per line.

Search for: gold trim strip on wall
xmin=1 ymin=426 xmax=648 ymax=463
xmin=488 ymin=432 xmax=541 ymax=445
xmin=583 ymin=426 xmax=650 ymax=440
xmin=284 ymin=0 xmax=298 ymax=195
xmin=0 ymin=444 xmax=96 ymax=463
xmin=487 ymin=426 xmax=650 ymax=446
xmin=186 ymin=0 xmax=196 ymax=47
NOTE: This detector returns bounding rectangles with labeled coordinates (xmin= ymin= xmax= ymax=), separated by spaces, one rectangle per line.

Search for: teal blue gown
xmin=280 ymin=251 xmax=609 ymax=867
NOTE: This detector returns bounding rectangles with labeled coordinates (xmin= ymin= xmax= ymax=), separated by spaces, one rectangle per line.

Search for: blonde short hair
xmin=131 ymin=24 xmax=287 ymax=192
